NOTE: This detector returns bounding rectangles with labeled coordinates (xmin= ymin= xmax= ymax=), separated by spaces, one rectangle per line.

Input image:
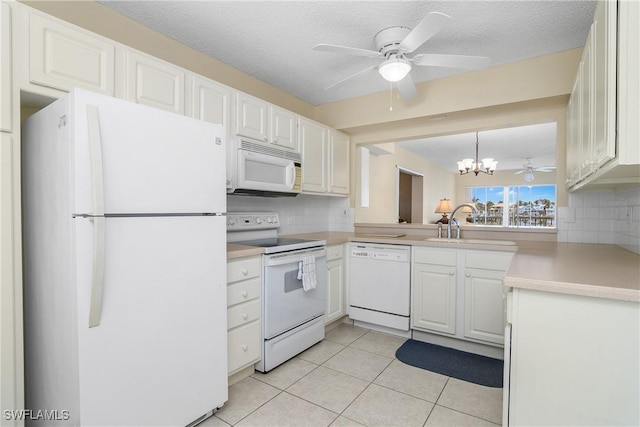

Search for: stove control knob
xmin=228 ymin=218 xmax=236 ymax=226
xmin=256 ymin=217 xmax=263 ymax=224
xmin=271 ymin=216 xmax=278 ymax=224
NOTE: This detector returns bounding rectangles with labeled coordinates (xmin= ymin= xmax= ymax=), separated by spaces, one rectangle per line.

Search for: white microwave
xmin=229 ymin=138 xmax=302 ymax=197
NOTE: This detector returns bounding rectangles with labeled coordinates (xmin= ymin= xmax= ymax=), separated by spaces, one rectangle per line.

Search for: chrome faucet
xmin=447 ymin=203 xmax=478 ymax=239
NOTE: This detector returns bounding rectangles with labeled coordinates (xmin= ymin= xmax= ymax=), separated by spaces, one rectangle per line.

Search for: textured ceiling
xmin=98 ymin=0 xmax=596 ymax=106
xmin=396 ymin=122 xmax=558 ymax=172
xmin=97 ymin=0 xmax=595 ymax=170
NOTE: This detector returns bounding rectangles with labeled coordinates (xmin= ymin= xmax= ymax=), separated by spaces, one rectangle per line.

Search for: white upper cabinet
xmin=617 ymin=0 xmax=640 ymax=166
xmin=27 ymin=9 xmax=115 ymax=96
xmin=235 ymin=92 xmax=269 ymax=142
xmin=1 ymin=2 xmax=12 ymax=132
xmin=591 ymin=0 xmax=616 ymax=171
xmin=299 ymin=117 xmax=328 ymax=194
xmin=328 ymin=130 xmax=350 ymax=195
xmin=566 ymin=0 xmax=638 ymax=190
xmin=270 ymin=105 xmax=298 ymax=151
xmin=234 ymin=93 xmax=299 ymax=152
xmin=121 ymin=49 xmax=185 ymax=115
xmin=189 ymin=75 xmax=230 ymax=129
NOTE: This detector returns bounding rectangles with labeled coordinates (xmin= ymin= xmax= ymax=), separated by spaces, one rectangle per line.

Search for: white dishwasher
xmin=349 ymin=242 xmax=411 ymax=336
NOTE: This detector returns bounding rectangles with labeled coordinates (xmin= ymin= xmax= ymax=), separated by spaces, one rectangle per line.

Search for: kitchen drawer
xmin=227 ymin=299 xmax=261 ymax=330
xmin=227 ymin=277 xmax=261 ymax=307
xmin=228 ymin=321 xmax=261 ymax=374
xmin=227 ymin=256 xmax=261 ymax=283
xmin=414 ymin=248 xmax=456 ymax=266
xmin=465 ymin=251 xmax=514 ymax=271
xmin=326 ymin=244 xmax=344 ymax=261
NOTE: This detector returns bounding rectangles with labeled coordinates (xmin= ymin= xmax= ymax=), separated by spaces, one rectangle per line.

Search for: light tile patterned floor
xmin=204 ymin=325 xmax=502 ymax=427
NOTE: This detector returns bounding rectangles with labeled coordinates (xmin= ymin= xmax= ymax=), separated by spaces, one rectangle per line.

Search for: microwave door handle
xmin=285 ymin=163 xmax=295 ymax=190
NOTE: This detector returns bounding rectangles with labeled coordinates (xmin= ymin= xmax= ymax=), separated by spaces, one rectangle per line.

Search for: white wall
xmin=228 ymin=194 xmax=354 ymax=235
xmin=556 ymin=186 xmax=640 ymax=253
xmin=355 ymin=145 xmax=455 ymax=224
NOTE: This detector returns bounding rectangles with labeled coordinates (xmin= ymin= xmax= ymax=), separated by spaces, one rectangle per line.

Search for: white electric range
xmin=227 ymin=212 xmax=327 ymax=372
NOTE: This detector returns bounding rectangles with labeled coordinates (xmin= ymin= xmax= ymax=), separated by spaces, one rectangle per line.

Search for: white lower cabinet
xmin=226 ymin=255 xmax=262 ymax=375
xmin=506 ymin=288 xmax=639 ymax=426
xmin=412 ymin=249 xmax=457 ymax=334
xmin=325 ymin=244 xmax=345 ymax=324
xmin=411 ymin=247 xmax=513 ymax=346
xmin=464 ymin=268 xmax=507 ymax=344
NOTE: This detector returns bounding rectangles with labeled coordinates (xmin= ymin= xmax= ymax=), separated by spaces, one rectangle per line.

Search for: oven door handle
xmin=264 ymin=248 xmax=326 ymax=266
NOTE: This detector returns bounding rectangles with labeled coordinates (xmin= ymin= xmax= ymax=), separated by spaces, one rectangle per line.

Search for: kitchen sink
xmin=424 ymin=237 xmax=516 ymax=246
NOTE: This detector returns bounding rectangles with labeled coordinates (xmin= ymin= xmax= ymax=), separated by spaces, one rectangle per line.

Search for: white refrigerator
xmin=22 ymin=89 xmax=228 ymax=426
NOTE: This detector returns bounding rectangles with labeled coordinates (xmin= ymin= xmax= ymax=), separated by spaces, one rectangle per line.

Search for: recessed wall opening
xmin=396 ymin=166 xmax=423 ymax=223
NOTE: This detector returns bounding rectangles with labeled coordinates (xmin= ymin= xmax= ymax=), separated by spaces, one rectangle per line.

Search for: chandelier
xmin=457 ymin=132 xmax=498 ymax=176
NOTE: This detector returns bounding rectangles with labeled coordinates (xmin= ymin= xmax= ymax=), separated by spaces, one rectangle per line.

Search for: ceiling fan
xmin=515 ymin=158 xmax=556 ymax=182
xmin=313 ymin=12 xmax=490 ymax=100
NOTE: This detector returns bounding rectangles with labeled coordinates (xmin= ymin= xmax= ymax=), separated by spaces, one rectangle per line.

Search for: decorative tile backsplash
xmin=556 ymin=186 xmax=640 ymax=253
xmin=227 ymin=194 xmax=354 ymax=235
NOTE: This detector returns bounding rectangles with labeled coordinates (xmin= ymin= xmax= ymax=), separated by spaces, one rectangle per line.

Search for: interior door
xmin=75 ymin=215 xmax=227 ymax=426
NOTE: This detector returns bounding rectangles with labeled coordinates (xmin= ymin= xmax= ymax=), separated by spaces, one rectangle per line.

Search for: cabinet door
xmin=299 ymin=118 xmax=328 ymax=193
xmin=566 ymin=76 xmax=581 ymax=187
xmin=235 ymin=92 xmax=268 ymax=142
xmin=412 ymin=263 xmax=456 ymax=334
xmin=578 ymin=30 xmax=593 ymax=180
xmin=1 ymin=2 xmax=12 ymax=132
xmin=124 ymin=50 xmax=185 ymax=114
xmin=329 ymin=130 xmax=350 ymax=195
xmin=464 ymin=268 xmax=505 ymax=344
xmin=270 ymin=106 xmax=298 ymax=151
xmin=591 ymin=0 xmax=617 ymax=170
xmin=28 ymin=11 xmax=115 ymax=95
xmin=191 ymin=75 xmax=230 ymax=128
xmin=325 ymin=256 xmax=345 ymax=324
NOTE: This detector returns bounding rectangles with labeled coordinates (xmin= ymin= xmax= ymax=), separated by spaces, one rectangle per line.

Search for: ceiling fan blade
xmin=412 ymin=53 xmax=490 ymax=70
xmin=535 ymin=167 xmax=556 ymax=172
xmin=324 ymin=65 xmax=378 ymax=90
xmin=399 ymin=12 xmax=451 ymax=53
xmin=396 ymin=74 xmax=417 ymax=99
xmin=514 ymin=170 xmax=526 ymax=175
xmin=313 ymin=43 xmax=382 ymax=58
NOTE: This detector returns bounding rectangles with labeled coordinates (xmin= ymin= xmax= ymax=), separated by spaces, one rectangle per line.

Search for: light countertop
xmin=227 ymin=231 xmax=640 ymax=302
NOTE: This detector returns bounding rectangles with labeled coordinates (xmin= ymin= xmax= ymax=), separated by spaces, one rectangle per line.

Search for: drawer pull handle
xmin=241 ymin=291 xmax=248 ymax=298
xmin=242 ymin=313 xmax=248 ymax=320
xmin=241 ymin=268 xmax=248 ymax=276
xmin=241 ymin=344 xmax=248 ymax=351
xmin=466 ymin=273 xmax=471 ymax=278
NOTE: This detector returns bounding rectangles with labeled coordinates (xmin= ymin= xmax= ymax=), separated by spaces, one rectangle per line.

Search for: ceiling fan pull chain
xmin=389 ymin=83 xmax=393 ymax=112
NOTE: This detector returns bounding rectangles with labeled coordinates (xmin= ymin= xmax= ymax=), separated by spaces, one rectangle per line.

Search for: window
xmin=467 ymin=185 xmax=556 ymax=228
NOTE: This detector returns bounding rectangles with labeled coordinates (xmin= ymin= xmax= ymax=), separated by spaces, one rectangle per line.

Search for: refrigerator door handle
xmin=87 ymin=105 xmax=106 ymax=327
xmin=88 ymin=216 xmax=106 ymax=327
xmin=86 ymin=105 xmax=105 ymax=216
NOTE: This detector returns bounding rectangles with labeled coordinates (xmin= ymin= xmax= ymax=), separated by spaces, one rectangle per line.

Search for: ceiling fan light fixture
xmin=378 ymin=54 xmax=411 ymax=82
xmin=524 ymin=170 xmax=535 ymax=182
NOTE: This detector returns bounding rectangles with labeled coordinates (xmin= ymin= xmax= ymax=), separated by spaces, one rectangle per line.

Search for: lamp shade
xmin=435 ymin=198 xmax=453 ymax=213
xmin=378 ymin=54 xmax=411 ymax=82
